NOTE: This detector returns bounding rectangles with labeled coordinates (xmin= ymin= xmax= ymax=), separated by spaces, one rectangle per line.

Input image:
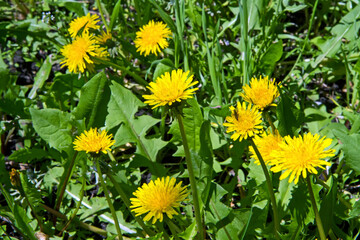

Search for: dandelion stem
xmin=54 ymin=151 xmax=78 ymax=225
xmin=164 ymin=216 xmax=180 ymax=240
xmin=263 ymin=111 xmax=276 ymax=134
xmin=306 ymin=175 xmax=327 ymax=240
xmin=105 ymin=157 xmax=156 ymax=237
xmin=176 ymin=112 xmax=204 ymax=240
xmin=249 ymin=138 xmax=280 ymax=238
xmin=95 ymin=158 xmax=123 ymax=240
xmin=95 ymin=0 xmax=109 ymax=33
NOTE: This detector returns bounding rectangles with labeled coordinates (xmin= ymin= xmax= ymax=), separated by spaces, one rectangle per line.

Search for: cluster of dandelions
xmin=60 ymin=13 xmax=111 ymax=74
xmin=73 ymin=127 xmax=189 ymax=224
xmin=224 ymin=75 xmax=335 ymax=184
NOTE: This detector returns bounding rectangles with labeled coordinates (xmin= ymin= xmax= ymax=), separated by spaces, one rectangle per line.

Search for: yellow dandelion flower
xmin=240 ymin=76 xmax=279 ymax=109
xmin=223 ymin=102 xmax=263 ymax=141
xmin=68 ymin=13 xmax=100 ymax=38
xmin=134 ymin=20 xmax=172 ymax=56
xmin=143 ymin=69 xmax=198 ymax=109
xmin=270 ymin=132 xmax=335 ymax=184
xmin=73 ymin=128 xmax=115 ymax=154
xmin=60 ymin=33 xmax=99 ymax=73
xmin=249 ymin=130 xmax=283 ymax=165
xmin=130 ymin=176 xmax=188 ymax=224
xmin=95 ymin=30 xmax=112 ymax=44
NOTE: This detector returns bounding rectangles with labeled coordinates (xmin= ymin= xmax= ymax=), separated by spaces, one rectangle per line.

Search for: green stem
xmin=164 ymin=216 xmax=180 ymax=240
xmin=95 ymin=158 xmax=123 ymax=240
xmin=249 ymin=139 xmax=280 ymax=238
xmin=240 ymin=0 xmax=250 ymax=85
xmin=93 ymin=57 xmax=148 ymax=86
xmin=176 ymin=112 xmax=204 ymax=240
xmin=105 ymin=161 xmax=156 ymax=236
xmin=54 ymin=151 xmax=78 ymax=224
xmin=40 ymin=203 xmax=108 ymax=237
xmin=58 ymin=176 xmax=86 ymax=235
xmin=306 ymin=175 xmax=326 ymax=240
xmin=95 ymin=0 xmax=109 ymax=32
xmin=263 ymin=111 xmax=276 ymax=133
xmin=315 ymin=177 xmax=352 ymax=209
xmin=19 ymin=187 xmax=45 ymax=232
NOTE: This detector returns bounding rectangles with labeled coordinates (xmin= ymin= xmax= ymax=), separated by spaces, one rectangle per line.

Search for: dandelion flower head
xmin=249 ymin=130 xmax=283 ymax=165
xmin=73 ymin=128 xmax=115 ymax=154
xmin=68 ymin=13 xmax=100 ymax=38
xmin=270 ymin=132 xmax=335 ymax=184
xmin=134 ymin=20 xmax=172 ymax=56
xmin=130 ymin=176 xmax=188 ymax=224
xmin=240 ymin=76 xmax=279 ymax=109
xmin=95 ymin=30 xmax=112 ymax=44
xmin=60 ymin=33 xmax=99 ymax=73
xmin=223 ymin=102 xmax=263 ymax=141
xmin=143 ymin=69 xmax=198 ymax=109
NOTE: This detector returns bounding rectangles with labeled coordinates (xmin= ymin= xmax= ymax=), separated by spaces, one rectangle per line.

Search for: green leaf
xmin=333 ymin=130 xmax=360 ymax=175
xmin=8 ymin=147 xmax=49 ymax=163
xmin=153 ymin=62 xmax=173 ymax=81
xmin=30 ymin=108 xmax=73 ymax=153
xmin=259 ymin=40 xmax=283 ymax=75
xmin=72 ymin=71 xmax=110 ymax=128
xmin=28 ymin=56 xmax=52 ymax=99
xmin=319 ymin=177 xmax=337 ymax=235
xmin=106 ymin=81 xmax=166 ymax=163
xmin=20 ymin=172 xmax=42 ymax=208
xmin=13 ymin=204 xmax=38 ymax=240
xmin=109 ymin=0 xmax=122 ymax=31
xmin=276 ymin=92 xmax=304 ymax=137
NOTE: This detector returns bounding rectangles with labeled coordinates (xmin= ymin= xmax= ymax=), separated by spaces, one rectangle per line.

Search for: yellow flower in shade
xmin=73 ymin=128 xmax=115 ymax=154
xmin=134 ymin=20 xmax=172 ymax=56
xmin=9 ymin=168 xmax=20 ymax=187
xmin=249 ymin=130 xmax=283 ymax=165
xmin=223 ymin=102 xmax=263 ymax=141
xmin=143 ymin=69 xmax=198 ymax=109
xmin=68 ymin=13 xmax=100 ymax=38
xmin=240 ymin=76 xmax=279 ymax=109
xmin=95 ymin=30 xmax=112 ymax=44
xmin=130 ymin=176 xmax=188 ymax=224
xmin=270 ymin=133 xmax=335 ymax=184
xmin=60 ymin=33 xmax=99 ymax=73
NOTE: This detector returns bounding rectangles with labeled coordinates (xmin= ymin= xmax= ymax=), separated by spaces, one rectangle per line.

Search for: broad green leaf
xmin=153 ymin=62 xmax=173 ymax=81
xmin=319 ymin=177 xmax=337 ymax=235
xmin=20 ymin=172 xmax=42 ymax=208
xmin=276 ymin=92 xmax=304 ymax=137
xmin=72 ymin=71 xmax=110 ymax=128
xmin=333 ymin=130 xmax=360 ymax=175
xmin=8 ymin=147 xmax=49 ymax=163
xmin=13 ymin=204 xmax=38 ymax=240
xmin=28 ymin=56 xmax=52 ymax=99
xmin=30 ymin=108 xmax=73 ymax=153
xmin=259 ymin=40 xmax=283 ymax=75
xmin=107 ymin=81 xmax=166 ymax=163
xmin=0 ymin=49 xmax=9 ymax=93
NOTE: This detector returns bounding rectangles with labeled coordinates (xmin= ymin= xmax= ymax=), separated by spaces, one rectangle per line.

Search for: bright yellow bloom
xmin=73 ymin=128 xmax=115 ymax=154
xmin=134 ymin=20 xmax=172 ymax=56
xmin=130 ymin=176 xmax=188 ymax=224
xmin=240 ymin=76 xmax=279 ymax=109
xmin=143 ymin=69 xmax=198 ymax=109
xmin=249 ymin=130 xmax=283 ymax=165
xmin=270 ymin=133 xmax=335 ymax=184
xmin=95 ymin=30 xmax=112 ymax=44
xmin=68 ymin=13 xmax=100 ymax=38
xmin=60 ymin=33 xmax=99 ymax=73
xmin=223 ymin=102 xmax=263 ymax=141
